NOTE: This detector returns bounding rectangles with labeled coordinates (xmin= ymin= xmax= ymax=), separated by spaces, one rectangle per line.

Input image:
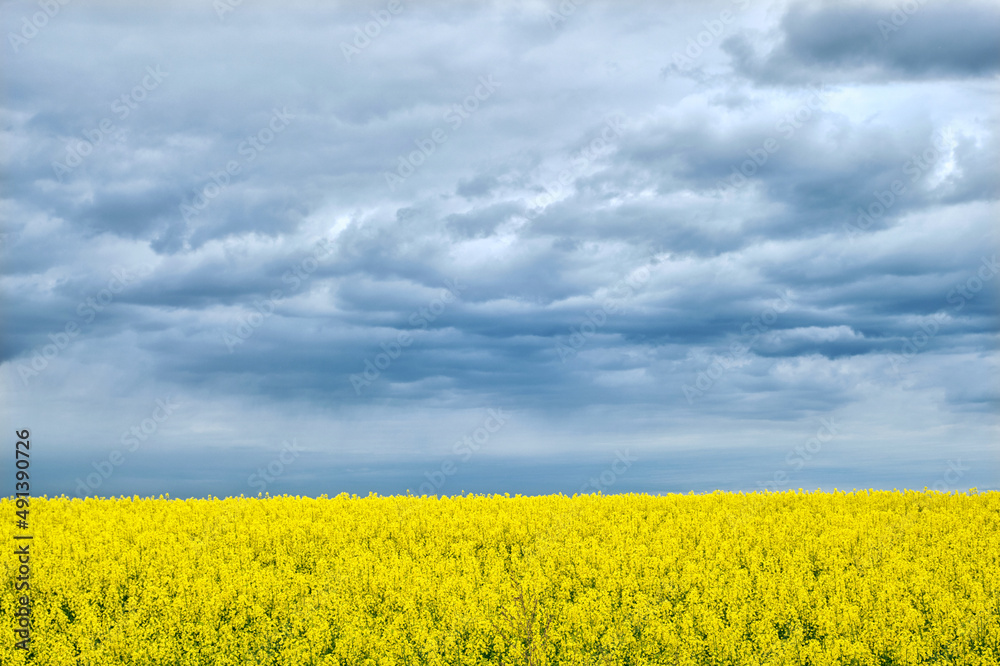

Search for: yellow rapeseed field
xmin=1 ymin=491 xmax=998 ymax=665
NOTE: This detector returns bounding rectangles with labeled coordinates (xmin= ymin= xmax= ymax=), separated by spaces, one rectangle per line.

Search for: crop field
xmin=2 ymin=491 xmax=998 ymax=665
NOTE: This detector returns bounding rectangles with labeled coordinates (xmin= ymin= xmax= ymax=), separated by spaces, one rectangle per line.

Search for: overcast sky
xmin=1 ymin=0 xmax=997 ymax=498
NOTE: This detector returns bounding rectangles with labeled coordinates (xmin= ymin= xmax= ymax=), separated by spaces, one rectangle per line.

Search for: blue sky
xmin=1 ymin=0 xmax=997 ymax=498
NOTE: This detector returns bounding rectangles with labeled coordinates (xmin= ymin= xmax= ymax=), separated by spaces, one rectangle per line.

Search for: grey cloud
xmin=0 ymin=0 xmax=996 ymax=497
xmin=725 ymin=1 xmax=1000 ymax=84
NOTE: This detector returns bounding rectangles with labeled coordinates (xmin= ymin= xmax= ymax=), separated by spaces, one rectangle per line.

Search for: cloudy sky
xmin=1 ymin=0 xmax=997 ymax=499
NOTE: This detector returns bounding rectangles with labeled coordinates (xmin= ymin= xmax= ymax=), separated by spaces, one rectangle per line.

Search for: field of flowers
xmin=1 ymin=491 xmax=998 ymax=665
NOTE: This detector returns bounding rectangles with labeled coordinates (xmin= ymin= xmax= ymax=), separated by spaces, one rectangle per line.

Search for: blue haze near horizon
xmin=1 ymin=0 xmax=997 ymax=498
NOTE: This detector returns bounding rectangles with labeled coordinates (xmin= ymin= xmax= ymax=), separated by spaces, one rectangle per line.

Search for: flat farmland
xmin=2 ymin=491 xmax=998 ymax=665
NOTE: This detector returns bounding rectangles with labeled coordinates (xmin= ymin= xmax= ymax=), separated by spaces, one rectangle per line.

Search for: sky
xmin=1 ymin=0 xmax=997 ymax=499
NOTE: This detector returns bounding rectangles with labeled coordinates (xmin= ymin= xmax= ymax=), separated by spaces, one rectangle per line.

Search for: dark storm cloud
xmin=724 ymin=1 xmax=1000 ymax=84
xmin=0 ymin=0 xmax=996 ymax=497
